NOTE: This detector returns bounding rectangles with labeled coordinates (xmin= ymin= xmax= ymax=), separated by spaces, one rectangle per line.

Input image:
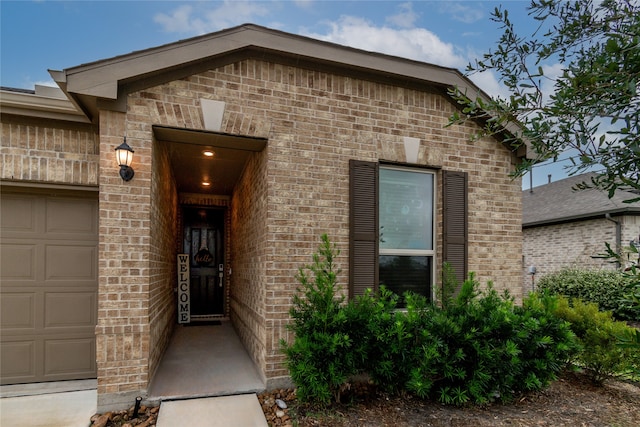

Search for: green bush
xmin=406 ymin=277 xmax=578 ymax=405
xmin=348 ymin=287 xmax=408 ymax=392
xmin=281 ymin=234 xmax=357 ymax=405
xmin=536 ymin=267 xmax=637 ymax=321
xmin=283 ymin=236 xmax=581 ymax=406
xmin=551 ymin=296 xmax=639 ymax=384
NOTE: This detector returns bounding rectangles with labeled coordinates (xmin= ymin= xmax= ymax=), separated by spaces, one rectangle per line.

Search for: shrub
xmin=406 ymin=277 xmax=577 ymax=405
xmin=283 ymin=235 xmax=581 ymax=406
xmin=536 ymin=267 xmax=637 ymax=320
xmin=281 ymin=234 xmax=357 ymax=405
xmin=551 ymin=296 xmax=639 ymax=384
xmin=347 ymin=287 xmax=408 ymax=392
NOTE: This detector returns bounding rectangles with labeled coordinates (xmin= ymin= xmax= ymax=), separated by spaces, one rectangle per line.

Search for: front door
xmin=182 ymin=207 xmax=225 ymax=318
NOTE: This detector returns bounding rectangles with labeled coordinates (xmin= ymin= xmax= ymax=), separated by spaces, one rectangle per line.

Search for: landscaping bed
xmin=258 ymin=371 xmax=640 ymax=427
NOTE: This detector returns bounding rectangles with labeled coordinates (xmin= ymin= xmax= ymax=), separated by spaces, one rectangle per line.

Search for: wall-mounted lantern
xmin=528 ymin=265 xmax=537 ymax=292
xmin=115 ymin=137 xmax=135 ymax=181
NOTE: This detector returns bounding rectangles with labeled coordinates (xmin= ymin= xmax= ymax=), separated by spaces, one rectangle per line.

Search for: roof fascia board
xmin=63 ymin=25 xmax=478 ymax=101
xmin=523 ymin=208 xmax=640 ymax=228
xmin=0 ymin=89 xmax=90 ymax=123
xmin=57 ymin=23 xmax=532 ymax=158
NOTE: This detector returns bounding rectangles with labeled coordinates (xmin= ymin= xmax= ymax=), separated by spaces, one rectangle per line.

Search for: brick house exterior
xmin=1 ymin=24 xmax=530 ymax=410
xmin=523 ymin=173 xmax=640 ymax=291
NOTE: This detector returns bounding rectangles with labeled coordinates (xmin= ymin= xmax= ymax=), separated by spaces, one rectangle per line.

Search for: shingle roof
xmin=522 ymin=172 xmax=640 ymax=227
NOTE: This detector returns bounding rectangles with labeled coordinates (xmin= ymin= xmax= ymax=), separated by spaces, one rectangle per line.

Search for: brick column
xmin=96 ymin=109 xmax=152 ymax=411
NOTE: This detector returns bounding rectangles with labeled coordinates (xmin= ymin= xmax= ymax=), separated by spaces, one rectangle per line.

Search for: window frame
xmin=378 ymin=164 xmax=437 ymax=300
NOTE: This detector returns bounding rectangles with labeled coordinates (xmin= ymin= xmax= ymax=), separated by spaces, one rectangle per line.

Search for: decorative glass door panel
xmin=182 ymin=207 xmax=225 ymax=317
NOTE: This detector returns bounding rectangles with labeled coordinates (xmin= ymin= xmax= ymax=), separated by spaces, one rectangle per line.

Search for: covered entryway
xmin=0 ymin=187 xmax=98 ymax=385
xmin=146 ymin=124 xmax=269 ymax=399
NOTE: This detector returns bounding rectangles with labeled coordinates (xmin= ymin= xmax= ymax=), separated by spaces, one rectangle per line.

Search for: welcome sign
xmin=177 ymin=254 xmax=190 ymax=324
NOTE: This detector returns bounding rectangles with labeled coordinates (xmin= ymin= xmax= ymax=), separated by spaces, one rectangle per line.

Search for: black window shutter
xmin=349 ymin=159 xmax=379 ymax=299
xmin=442 ymin=170 xmax=468 ymax=285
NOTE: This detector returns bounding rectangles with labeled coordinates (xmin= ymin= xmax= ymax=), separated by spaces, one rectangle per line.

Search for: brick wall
xmin=523 ymin=218 xmax=618 ymax=292
xmin=229 ymin=151 xmax=269 ymax=380
xmin=148 ymin=139 xmax=178 ymax=385
xmin=127 ymin=58 xmax=523 ymax=386
xmin=3 ymin=57 xmax=525 ymax=404
xmin=523 ymin=215 xmax=640 ymax=291
xmin=154 ymin=59 xmax=520 ymax=385
xmin=95 ymin=109 xmax=153 ymax=411
xmin=622 ymin=216 xmax=640 ymax=265
xmin=1 ymin=115 xmax=98 ymax=185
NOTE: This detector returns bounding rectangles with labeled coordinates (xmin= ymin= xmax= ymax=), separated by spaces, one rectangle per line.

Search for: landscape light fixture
xmin=115 ymin=137 xmax=135 ymax=181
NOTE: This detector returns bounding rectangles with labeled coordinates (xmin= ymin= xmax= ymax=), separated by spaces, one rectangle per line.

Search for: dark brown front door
xmin=182 ymin=207 xmax=225 ymax=318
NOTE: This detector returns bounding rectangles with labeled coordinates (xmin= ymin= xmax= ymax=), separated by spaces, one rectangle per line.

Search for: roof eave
xmin=0 ymin=87 xmax=90 ymax=123
xmin=53 ymin=23 xmax=531 ymax=156
xmin=62 ymin=24 xmax=476 ymax=99
xmin=523 ymin=207 xmax=640 ymax=228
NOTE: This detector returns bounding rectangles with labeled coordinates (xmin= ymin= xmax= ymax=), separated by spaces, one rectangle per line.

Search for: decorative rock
xmin=275 ymin=398 xmax=288 ymax=409
xmin=92 ymin=413 xmax=111 ymax=427
xmin=276 ymin=410 xmax=285 ymax=418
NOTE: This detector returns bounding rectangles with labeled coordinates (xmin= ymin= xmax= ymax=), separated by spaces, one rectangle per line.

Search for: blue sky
xmin=1 ymin=0 xmax=569 ymax=187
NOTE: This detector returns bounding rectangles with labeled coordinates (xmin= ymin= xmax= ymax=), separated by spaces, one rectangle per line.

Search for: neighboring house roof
xmin=0 ymin=85 xmax=90 ymax=123
xmin=523 ymin=172 xmax=640 ymax=227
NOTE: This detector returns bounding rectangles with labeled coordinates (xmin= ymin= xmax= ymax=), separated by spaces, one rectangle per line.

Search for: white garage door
xmin=1 ymin=188 xmax=98 ymax=384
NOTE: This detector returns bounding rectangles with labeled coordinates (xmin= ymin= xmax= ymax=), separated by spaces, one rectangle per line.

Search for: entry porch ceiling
xmin=152 ymin=125 xmax=267 ymax=196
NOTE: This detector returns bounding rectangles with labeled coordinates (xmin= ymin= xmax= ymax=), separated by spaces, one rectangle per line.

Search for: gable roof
xmin=523 ymin=172 xmax=640 ymax=227
xmin=47 ymin=23 xmax=531 ymax=158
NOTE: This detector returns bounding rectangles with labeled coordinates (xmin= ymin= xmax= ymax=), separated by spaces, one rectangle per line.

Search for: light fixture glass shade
xmin=115 ymin=138 xmax=135 ymax=181
xmin=115 ymin=138 xmax=134 ymax=167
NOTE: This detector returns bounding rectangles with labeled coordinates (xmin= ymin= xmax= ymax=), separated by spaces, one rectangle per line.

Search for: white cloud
xmin=153 ymin=1 xmax=270 ymax=35
xmin=152 ymin=1 xmax=509 ymax=101
xmin=292 ymin=0 xmax=314 ymax=9
xmin=386 ymin=2 xmax=419 ymax=29
xmin=467 ymin=70 xmax=512 ymax=100
xmin=541 ymin=62 xmax=563 ymax=104
xmin=304 ymin=16 xmax=466 ymax=69
xmin=442 ymin=2 xmax=484 ymax=24
xmin=154 ymin=5 xmax=195 ymax=33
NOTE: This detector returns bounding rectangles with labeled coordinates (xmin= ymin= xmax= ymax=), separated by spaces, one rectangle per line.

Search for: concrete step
xmin=156 ymin=393 xmax=268 ymax=427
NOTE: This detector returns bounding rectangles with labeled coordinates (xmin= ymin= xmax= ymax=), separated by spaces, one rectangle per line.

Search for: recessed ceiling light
xmin=203 ymin=150 xmax=214 ymax=157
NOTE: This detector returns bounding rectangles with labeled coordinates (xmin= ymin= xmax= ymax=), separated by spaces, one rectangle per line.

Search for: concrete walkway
xmin=0 ymin=322 xmax=268 ymax=426
xmin=156 ymin=394 xmax=268 ymax=427
xmin=148 ymin=321 xmax=264 ymax=400
xmin=0 ymin=388 xmax=96 ymax=427
xmin=149 ymin=321 xmax=269 ymax=426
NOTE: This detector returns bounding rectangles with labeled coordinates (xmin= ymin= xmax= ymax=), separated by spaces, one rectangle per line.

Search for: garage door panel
xmin=0 ymin=195 xmax=37 ymax=234
xmin=1 ymin=293 xmax=35 ymax=329
xmin=45 ymin=245 xmax=97 ymax=281
xmin=44 ymin=338 xmax=96 ymax=377
xmin=45 ymin=292 xmax=96 ymax=327
xmin=1 ymin=340 xmax=36 ymax=381
xmin=1 ymin=243 xmax=37 ymax=280
xmin=1 ymin=189 xmax=98 ymax=385
xmin=45 ymin=198 xmax=97 ymax=236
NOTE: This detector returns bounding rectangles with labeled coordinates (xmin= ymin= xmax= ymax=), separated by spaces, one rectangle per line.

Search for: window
xmin=379 ymin=167 xmax=435 ymax=302
xmin=349 ymin=160 xmax=467 ymax=301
